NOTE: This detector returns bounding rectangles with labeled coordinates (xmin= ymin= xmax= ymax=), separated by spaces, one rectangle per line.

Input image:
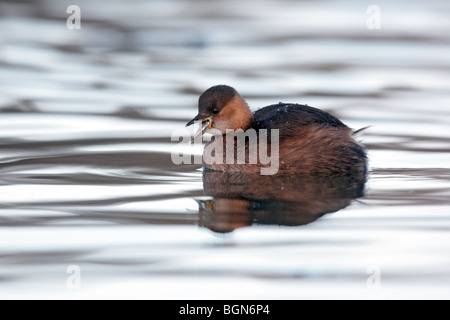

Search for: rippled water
xmin=1 ymin=0 xmax=450 ymax=299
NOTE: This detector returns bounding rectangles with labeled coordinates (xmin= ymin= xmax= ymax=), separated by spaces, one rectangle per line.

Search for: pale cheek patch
xmin=211 ymin=118 xmax=228 ymax=134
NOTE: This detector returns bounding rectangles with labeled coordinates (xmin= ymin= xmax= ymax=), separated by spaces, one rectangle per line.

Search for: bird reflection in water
xmin=197 ymin=171 xmax=367 ymax=233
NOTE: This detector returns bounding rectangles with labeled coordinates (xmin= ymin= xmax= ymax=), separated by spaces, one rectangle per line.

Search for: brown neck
xmin=213 ymin=95 xmax=253 ymax=133
xmin=231 ymin=95 xmax=253 ymax=130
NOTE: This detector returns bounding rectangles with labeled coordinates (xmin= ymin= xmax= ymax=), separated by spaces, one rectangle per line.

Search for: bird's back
xmin=251 ymin=103 xmax=350 ymax=137
xmin=248 ymin=103 xmax=367 ymax=174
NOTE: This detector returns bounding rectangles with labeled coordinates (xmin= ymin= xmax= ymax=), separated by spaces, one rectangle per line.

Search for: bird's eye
xmin=212 ymin=108 xmax=220 ymax=115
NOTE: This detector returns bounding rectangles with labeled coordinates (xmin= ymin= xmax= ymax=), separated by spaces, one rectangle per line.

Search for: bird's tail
xmin=353 ymin=126 xmax=371 ymax=136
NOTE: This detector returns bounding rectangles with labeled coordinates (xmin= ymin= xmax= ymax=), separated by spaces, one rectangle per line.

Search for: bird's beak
xmin=186 ymin=115 xmax=213 ymax=139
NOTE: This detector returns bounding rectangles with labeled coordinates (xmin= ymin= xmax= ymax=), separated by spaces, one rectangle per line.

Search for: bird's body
xmin=186 ymin=85 xmax=368 ymax=175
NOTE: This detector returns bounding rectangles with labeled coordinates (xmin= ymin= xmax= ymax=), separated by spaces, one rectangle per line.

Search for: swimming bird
xmin=186 ymin=85 xmax=368 ymax=175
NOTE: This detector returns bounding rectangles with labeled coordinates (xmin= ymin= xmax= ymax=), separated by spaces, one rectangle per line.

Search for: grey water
xmin=0 ymin=0 xmax=449 ymax=299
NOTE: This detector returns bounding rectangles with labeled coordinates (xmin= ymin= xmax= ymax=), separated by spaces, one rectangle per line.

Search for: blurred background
xmin=0 ymin=0 xmax=449 ymax=299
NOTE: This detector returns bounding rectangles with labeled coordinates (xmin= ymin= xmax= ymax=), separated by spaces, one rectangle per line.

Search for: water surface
xmin=0 ymin=0 xmax=450 ymax=299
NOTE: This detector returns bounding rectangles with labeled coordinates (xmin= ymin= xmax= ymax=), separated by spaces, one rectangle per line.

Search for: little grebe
xmin=186 ymin=85 xmax=368 ymax=175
